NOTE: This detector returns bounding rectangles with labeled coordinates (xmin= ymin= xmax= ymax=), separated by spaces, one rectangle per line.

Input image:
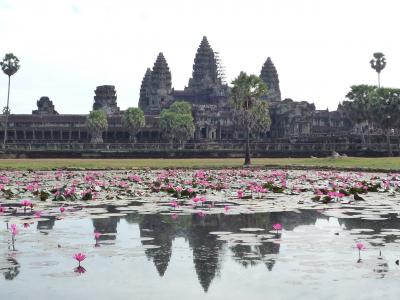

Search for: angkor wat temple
xmin=0 ymin=37 xmax=397 ymax=157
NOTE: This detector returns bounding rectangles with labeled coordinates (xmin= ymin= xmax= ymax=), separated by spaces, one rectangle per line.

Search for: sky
xmin=0 ymin=0 xmax=398 ymax=114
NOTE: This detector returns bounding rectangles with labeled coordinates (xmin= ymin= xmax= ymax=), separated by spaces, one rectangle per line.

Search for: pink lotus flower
xmin=356 ymin=242 xmax=365 ymax=261
xmin=73 ymin=253 xmax=86 ymax=265
xmin=273 ymin=223 xmax=282 ymax=234
xmin=128 ymin=174 xmax=142 ymax=183
xmin=26 ymin=182 xmax=39 ymax=192
xmin=21 ymin=199 xmax=32 ymax=206
xmin=175 ymin=186 xmax=183 ymax=193
xmin=356 ymin=242 xmax=365 ymax=250
xmin=63 ymin=186 xmax=76 ymax=197
xmin=237 ymin=190 xmax=244 ymax=198
xmin=10 ymin=224 xmax=19 ymax=236
xmin=10 ymin=223 xmax=18 ymax=249
xmin=170 ymin=200 xmax=178 ymax=208
xmin=94 ymin=232 xmax=101 ymax=240
xmin=0 ymin=205 xmax=5 ymax=213
xmin=34 ymin=211 xmax=41 ymax=218
xmin=195 ymin=170 xmax=206 ymax=179
xmin=60 ymin=207 xmax=65 ymax=213
xmin=384 ymin=180 xmax=390 ymax=190
xmin=21 ymin=199 xmax=32 ymax=212
xmin=118 ymin=181 xmax=128 ymax=188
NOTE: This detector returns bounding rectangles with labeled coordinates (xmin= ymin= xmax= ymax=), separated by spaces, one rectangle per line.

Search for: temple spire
xmin=260 ymin=57 xmax=281 ymax=101
xmin=138 ymin=68 xmax=152 ymax=111
xmin=143 ymin=52 xmax=173 ymax=114
xmin=188 ymin=36 xmax=220 ymax=90
xmin=151 ymin=52 xmax=172 ymax=91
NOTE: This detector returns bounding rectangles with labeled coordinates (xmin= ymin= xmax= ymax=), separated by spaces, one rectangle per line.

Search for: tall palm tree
xmin=0 ymin=53 xmax=20 ymax=148
xmin=230 ymin=72 xmax=271 ymax=165
xmin=123 ymin=107 xmax=145 ymax=143
xmin=370 ymin=52 xmax=386 ymax=88
xmin=86 ymin=110 xmax=108 ymax=143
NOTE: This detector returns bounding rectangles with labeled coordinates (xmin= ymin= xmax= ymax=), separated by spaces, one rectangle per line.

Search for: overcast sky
xmin=0 ymin=0 xmax=398 ymax=114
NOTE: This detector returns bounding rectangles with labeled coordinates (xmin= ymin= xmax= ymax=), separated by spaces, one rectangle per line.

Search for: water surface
xmin=1 ymin=208 xmax=400 ymax=300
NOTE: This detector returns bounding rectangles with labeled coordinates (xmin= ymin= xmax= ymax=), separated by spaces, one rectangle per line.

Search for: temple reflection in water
xmin=3 ymin=208 xmax=399 ymax=291
xmin=114 ymin=209 xmax=326 ymax=292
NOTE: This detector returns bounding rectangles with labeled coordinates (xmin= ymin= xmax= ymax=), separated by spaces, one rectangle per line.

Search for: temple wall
xmin=1 ymin=141 xmax=399 ymax=158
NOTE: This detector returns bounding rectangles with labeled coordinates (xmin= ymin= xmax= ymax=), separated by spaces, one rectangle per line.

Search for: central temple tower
xmin=187 ymin=36 xmax=221 ymax=91
xmin=180 ymin=36 xmax=228 ymax=105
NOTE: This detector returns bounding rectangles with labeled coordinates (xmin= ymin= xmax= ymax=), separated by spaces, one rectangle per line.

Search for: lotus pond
xmin=1 ymin=168 xmax=400 ymax=299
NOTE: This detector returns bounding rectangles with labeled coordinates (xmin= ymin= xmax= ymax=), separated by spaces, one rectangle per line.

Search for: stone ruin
xmin=93 ymin=85 xmax=120 ymax=115
xmin=32 ymin=97 xmax=58 ymax=115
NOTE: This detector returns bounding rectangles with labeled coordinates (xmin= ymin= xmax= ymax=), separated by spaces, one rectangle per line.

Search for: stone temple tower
xmin=32 ymin=97 xmax=58 ymax=115
xmin=93 ymin=85 xmax=120 ymax=114
xmin=260 ymin=57 xmax=281 ymax=102
xmin=139 ymin=53 xmax=173 ymax=115
xmin=187 ymin=36 xmax=221 ymax=92
xmin=138 ymin=68 xmax=152 ymax=112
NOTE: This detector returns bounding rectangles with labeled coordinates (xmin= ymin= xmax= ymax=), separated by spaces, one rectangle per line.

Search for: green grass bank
xmin=0 ymin=157 xmax=399 ymax=171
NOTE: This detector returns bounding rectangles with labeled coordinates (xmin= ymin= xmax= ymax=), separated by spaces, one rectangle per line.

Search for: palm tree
xmin=0 ymin=53 xmax=20 ymax=148
xmin=230 ymin=72 xmax=271 ymax=165
xmin=370 ymin=52 xmax=386 ymax=88
xmin=123 ymin=107 xmax=145 ymax=143
xmin=86 ymin=110 xmax=108 ymax=143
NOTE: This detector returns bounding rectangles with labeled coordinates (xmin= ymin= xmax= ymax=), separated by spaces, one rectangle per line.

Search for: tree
xmin=0 ymin=53 xmax=20 ymax=148
xmin=343 ymin=85 xmax=376 ymax=147
xmin=167 ymin=101 xmax=192 ymax=115
xmin=86 ymin=110 xmax=108 ymax=143
xmin=123 ymin=107 xmax=145 ymax=142
xmin=370 ymin=87 xmax=400 ymax=156
xmin=370 ymin=52 xmax=386 ymax=88
xmin=344 ymin=85 xmax=400 ymax=156
xmin=230 ymin=72 xmax=271 ymax=165
xmin=160 ymin=101 xmax=195 ymax=147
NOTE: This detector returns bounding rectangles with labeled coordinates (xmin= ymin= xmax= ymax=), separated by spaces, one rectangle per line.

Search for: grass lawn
xmin=0 ymin=157 xmax=399 ymax=171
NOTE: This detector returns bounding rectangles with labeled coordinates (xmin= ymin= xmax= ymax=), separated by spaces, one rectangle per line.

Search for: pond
xmin=1 ymin=169 xmax=400 ymax=299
